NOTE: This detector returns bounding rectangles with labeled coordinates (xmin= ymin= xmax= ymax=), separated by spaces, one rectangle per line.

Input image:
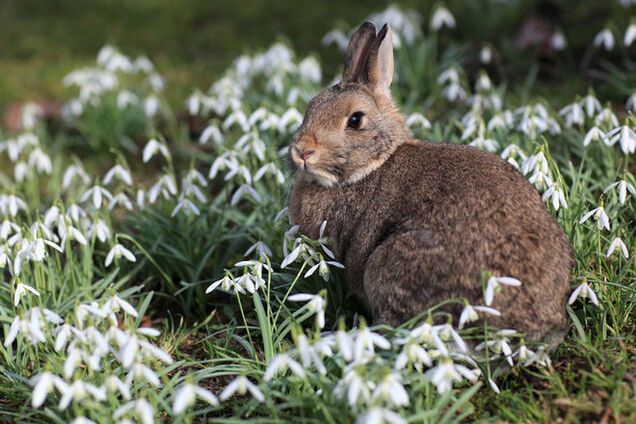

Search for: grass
xmin=0 ymin=2 xmax=635 ymax=423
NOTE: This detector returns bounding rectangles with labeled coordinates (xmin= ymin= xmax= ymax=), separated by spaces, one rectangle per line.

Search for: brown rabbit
xmin=288 ymin=22 xmax=572 ymax=343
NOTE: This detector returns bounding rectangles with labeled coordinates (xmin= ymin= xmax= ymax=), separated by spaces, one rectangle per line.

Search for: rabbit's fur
xmin=288 ymin=22 xmax=572 ymax=343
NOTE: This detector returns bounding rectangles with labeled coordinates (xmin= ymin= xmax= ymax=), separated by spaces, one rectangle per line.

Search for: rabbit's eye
xmin=347 ymin=111 xmax=364 ymax=130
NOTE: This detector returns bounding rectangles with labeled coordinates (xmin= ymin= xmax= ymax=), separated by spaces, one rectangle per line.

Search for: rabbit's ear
xmin=342 ymin=22 xmax=376 ymax=83
xmin=365 ymin=24 xmax=394 ymax=97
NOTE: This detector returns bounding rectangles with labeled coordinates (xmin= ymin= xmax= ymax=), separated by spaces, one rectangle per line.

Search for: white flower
xmin=458 ymin=304 xmax=501 ymax=329
xmin=264 ymin=353 xmax=306 ymax=381
xmin=105 ymin=243 xmax=137 ymax=267
xmin=583 ymin=127 xmax=604 ymax=146
xmin=480 ymin=46 xmax=493 ymax=63
xmin=580 ymin=94 xmax=602 ymax=118
xmin=114 ymin=399 xmax=154 ymax=424
xmin=604 ymin=125 xmax=636 ymax=154
xmin=230 ymin=184 xmax=261 ymax=206
xmin=219 ymin=376 xmax=264 ymax=402
xmin=31 ymin=372 xmax=65 ymax=408
xmin=604 ymin=179 xmax=636 ymax=205
xmin=79 ymin=185 xmax=113 ymax=210
xmin=484 ymin=276 xmax=522 ymax=306
xmin=288 ymin=293 xmax=327 ymax=328
xmin=173 ymin=383 xmax=219 ymax=414
xmin=405 ymin=112 xmax=431 ymax=129
xmin=430 ymin=5 xmax=455 ymax=31
xmin=356 ymin=407 xmax=406 ymax=424
xmin=627 ymin=92 xmax=636 ymax=112
xmin=354 ymin=326 xmax=391 ymax=362
xmin=142 ymin=139 xmax=171 ymax=163
xmin=542 ymin=182 xmax=568 ymax=211
xmin=14 ymin=282 xmax=40 ymax=306
xmin=606 ymin=237 xmax=629 ymax=259
xmin=579 ymin=206 xmax=610 ymax=231
xmin=568 ymin=282 xmax=599 ymax=306
xmin=372 ymin=373 xmax=409 ymax=407
xmin=103 ymin=164 xmax=133 ymax=186
xmin=205 ymin=274 xmax=245 ymax=294
xmin=593 ymin=29 xmax=615 ymax=50
xmin=559 ymin=102 xmax=585 ymax=127
xmin=550 ymin=32 xmax=567 ymax=50
xmin=488 ymin=378 xmax=501 ymax=393
xmin=624 ymin=23 xmax=636 ymax=46
xmin=304 ymin=259 xmax=344 ymax=282
xmin=423 ymin=359 xmax=479 ymax=394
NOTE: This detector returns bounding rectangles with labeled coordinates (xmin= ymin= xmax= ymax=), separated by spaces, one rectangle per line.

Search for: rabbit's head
xmin=290 ymin=23 xmax=411 ymax=187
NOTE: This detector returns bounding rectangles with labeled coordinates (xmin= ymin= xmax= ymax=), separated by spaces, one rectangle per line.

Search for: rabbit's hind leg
xmin=362 ymin=229 xmax=468 ymax=326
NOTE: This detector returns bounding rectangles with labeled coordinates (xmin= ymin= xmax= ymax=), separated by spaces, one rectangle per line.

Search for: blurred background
xmin=1 ymin=0 xmax=633 ymax=120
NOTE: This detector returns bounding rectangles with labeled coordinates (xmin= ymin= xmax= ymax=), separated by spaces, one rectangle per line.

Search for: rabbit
xmin=288 ymin=22 xmax=572 ymax=344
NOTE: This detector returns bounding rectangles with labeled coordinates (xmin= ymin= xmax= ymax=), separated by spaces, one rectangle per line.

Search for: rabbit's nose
xmin=299 ymin=150 xmax=315 ymax=161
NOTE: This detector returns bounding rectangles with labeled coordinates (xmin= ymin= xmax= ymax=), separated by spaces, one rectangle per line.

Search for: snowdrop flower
xmin=147 ymin=174 xmax=177 ymax=204
xmin=580 ymin=93 xmax=602 ymax=118
xmin=322 ymin=29 xmax=349 ymax=51
xmin=458 ymin=304 xmax=501 ymax=329
xmin=289 ymin=293 xmax=327 ymax=328
xmin=469 ymin=135 xmax=499 ymax=152
xmin=606 ymin=237 xmax=629 ymax=258
xmin=394 ymin=335 xmax=432 ymax=370
xmin=58 ymin=380 xmax=106 ymax=410
xmin=278 ymin=107 xmax=303 ymax=133
xmin=171 ymin=196 xmax=200 ymax=217
xmin=625 ymin=23 xmax=636 ymax=46
xmin=594 ymin=108 xmax=619 ymax=127
xmin=579 ymin=206 xmax=610 ymax=231
xmin=105 ymin=243 xmax=137 ymax=267
xmin=568 ymin=281 xmax=599 ymax=306
xmin=405 ymin=112 xmax=432 ymax=129
xmin=31 ymin=372 xmax=66 ymax=408
xmin=62 ymin=165 xmax=91 ymax=189
xmin=298 ymin=56 xmax=321 ymax=83
xmin=542 ymin=182 xmax=568 ymax=210
xmin=230 ymin=184 xmax=261 ymax=206
xmin=372 ymin=373 xmax=409 ymax=406
xmin=264 ymin=353 xmax=306 ymax=381
xmin=109 ymin=192 xmax=133 ymax=210
xmin=593 ymin=28 xmax=615 ymax=50
xmin=480 ymin=46 xmax=493 ymax=63
xmin=14 ymin=282 xmax=40 ymax=306
xmin=116 ymin=90 xmax=138 ymax=109
xmin=205 ymin=274 xmax=245 ymax=294
xmin=354 ymin=325 xmax=391 ymax=362
xmin=424 ymin=359 xmax=479 ymax=394
xmin=173 ymin=383 xmax=219 ymax=414
xmin=114 ymin=399 xmax=154 ymax=424
xmin=144 ymin=95 xmax=160 ymax=117
xmin=430 ymin=5 xmax=455 ymax=31
xmin=304 ymin=258 xmax=344 ymax=282
xmin=0 ymin=194 xmax=27 ymax=217
xmin=550 ymin=31 xmax=567 ymax=50
xmin=583 ymin=127 xmax=605 ymax=147
xmin=626 ymin=93 xmax=636 ymax=112
xmin=356 ymin=407 xmax=406 ymax=424
xmin=142 ymin=139 xmax=171 ymax=163
xmin=103 ymin=164 xmax=133 ymax=186
xmin=89 ymin=219 xmax=111 ymax=242
xmin=219 ymin=376 xmax=264 ymax=402
xmin=559 ymin=102 xmax=585 ymax=127
xmin=484 ymin=276 xmax=522 ymax=306
xmin=604 ymin=179 xmax=635 ymax=205
xmin=199 ymin=123 xmax=223 ymax=145
xmin=80 ymin=185 xmax=113 ymax=210
xmin=604 ymin=125 xmax=636 ymax=154
xmin=28 ymin=148 xmax=52 ymax=174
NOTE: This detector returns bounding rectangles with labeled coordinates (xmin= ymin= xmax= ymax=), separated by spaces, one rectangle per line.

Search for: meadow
xmin=0 ymin=3 xmax=635 ymax=423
